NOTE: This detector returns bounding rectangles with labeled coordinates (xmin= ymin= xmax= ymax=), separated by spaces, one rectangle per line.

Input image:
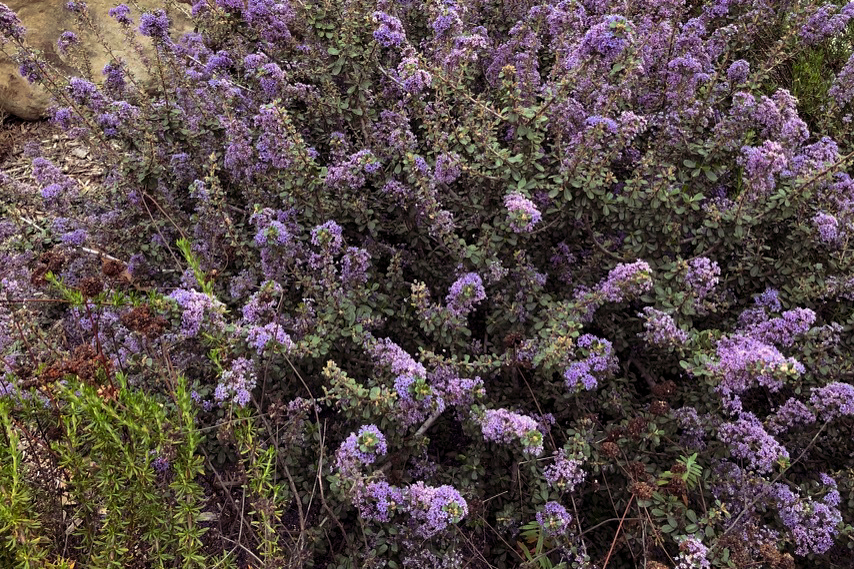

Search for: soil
xmin=1 ymin=114 xmax=104 ymax=218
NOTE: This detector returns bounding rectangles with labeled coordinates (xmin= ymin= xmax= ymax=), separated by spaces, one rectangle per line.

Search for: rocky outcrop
xmin=0 ymin=1 xmax=192 ymax=120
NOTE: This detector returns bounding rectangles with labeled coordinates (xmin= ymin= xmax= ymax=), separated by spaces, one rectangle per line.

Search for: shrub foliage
xmin=2 ymin=0 xmax=854 ymax=567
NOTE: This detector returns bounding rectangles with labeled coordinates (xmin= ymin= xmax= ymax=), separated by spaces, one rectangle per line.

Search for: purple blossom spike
xmin=335 ymin=424 xmax=388 ymax=472
xmin=504 ymin=192 xmax=542 ymax=233
xmin=719 ymin=412 xmax=789 ymax=473
xmin=480 ymin=408 xmax=543 ymax=456
xmin=809 ymin=382 xmax=854 ymax=421
xmin=407 ymin=482 xmax=468 ymax=538
xmin=0 ymin=4 xmax=26 ymax=42
xmin=543 ymin=451 xmax=585 ymax=492
xmin=445 ymin=273 xmax=486 ymax=318
xmin=372 ymin=11 xmax=406 ymax=47
xmin=536 ymin=501 xmax=572 ymax=536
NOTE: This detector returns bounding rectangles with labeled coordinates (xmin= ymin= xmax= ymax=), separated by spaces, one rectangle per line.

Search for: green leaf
xmin=327 ymin=47 xmax=340 ymax=55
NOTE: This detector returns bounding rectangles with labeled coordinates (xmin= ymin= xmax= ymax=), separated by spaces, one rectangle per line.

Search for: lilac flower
xmin=108 ymin=4 xmax=133 ymax=25
xmin=685 ymin=257 xmax=720 ymax=299
xmin=372 ymin=11 xmax=406 ymax=47
xmin=727 ymin=59 xmax=749 ymax=84
xmin=536 ymin=501 xmax=572 ymax=536
xmin=310 ymin=220 xmax=343 ymax=252
xmin=585 ymin=115 xmax=618 ymax=133
xmin=674 ymin=537 xmax=710 ymax=569
xmin=813 ymin=212 xmax=839 ymax=243
xmin=340 ymin=247 xmax=370 ymax=285
xmin=60 ymin=229 xmax=88 ymax=246
xmin=543 ymin=451 xmax=586 ymax=492
xmin=335 ymin=425 xmax=388 ymax=471
xmin=168 ymin=288 xmax=225 ymax=337
xmin=214 ymin=358 xmax=257 ymax=407
xmin=576 ymin=15 xmax=634 ymax=63
xmin=356 ymin=481 xmax=406 ymax=522
xmin=445 ymin=273 xmax=486 ymax=318
xmin=673 ymin=406 xmax=707 ymax=449
xmin=739 ymin=307 xmax=815 ymax=347
xmin=65 ymin=1 xmax=87 ymax=14
xmin=740 ymin=140 xmax=788 ymax=197
xmin=397 ymin=56 xmax=432 ymax=94
xmin=564 ymin=334 xmax=618 ymax=391
xmin=820 ymin=473 xmax=841 ymax=508
xmin=149 ymin=454 xmax=170 ymax=474
xmin=0 ymin=4 xmax=26 ymax=42
xmin=138 ymin=10 xmax=170 ymax=41
xmin=41 ymin=184 xmax=63 ymax=201
xmin=719 ymin=412 xmax=789 ymax=473
xmin=829 ymin=52 xmax=854 ymax=106
xmin=57 ymin=31 xmax=79 ymax=54
xmin=800 ymin=3 xmax=854 ymax=45
xmin=809 ymin=382 xmax=854 ymax=421
xmin=504 ymin=192 xmax=542 ymax=233
xmin=433 ymin=153 xmax=461 ymax=184
xmin=596 ymin=261 xmax=653 ymax=303
xmin=767 ymin=398 xmax=816 ymax=435
xmin=772 ymin=482 xmax=843 ymax=556
xmin=246 ymin=322 xmax=293 ymax=354
xmin=639 ymin=307 xmax=688 ymax=347
xmin=102 ymin=62 xmax=126 ymax=94
xmin=407 ymin=482 xmax=468 ymax=538
xmin=480 ymin=408 xmax=543 ymax=456
xmin=754 ymin=288 xmax=782 ymax=312
xmin=713 ymin=334 xmax=803 ymax=412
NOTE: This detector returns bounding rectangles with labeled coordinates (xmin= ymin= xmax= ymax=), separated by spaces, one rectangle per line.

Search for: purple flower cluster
xmin=138 ymin=10 xmax=170 ymax=41
xmin=719 ymin=412 xmax=789 ymax=473
xmin=767 ymin=398 xmax=816 ymax=435
xmin=543 ymin=451 xmax=586 ymax=492
xmin=445 ymin=273 xmax=486 ymax=318
xmin=372 ymin=11 xmax=406 ymax=47
xmin=674 ymin=537 xmax=710 ymax=569
xmin=214 ymin=357 xmax=257 ymax=407
xmin=407 ymin=482 xmax=468 ymax=538
xmin=713 ymin=334 xmax=804 ymax=412
xmin=684 ymin=257 xmax=720 ymax=300
xmin=772 ymin=483 xmax=843 ymax=556
xmin=335 ymin=425 xmax=388 ymax=472
xmin=356 ymin=481 xmax=405 ymax=522
xmin=0 ymin=3 xmax=26 ymax=42
xmin=366 ymin=337 xmax=444 ymax=426
xmin=639 ymin=307 xmax=688 ymax=347
xmin=480 ymin=408 xmax=543 ymax=456
xmin=809 ymin=382 xmax=854 ymax=421
xmin=108 ymin=4 xmax=133 ymax=25
xmin=563 ymin=334 xmax=618 ymax=391
xmin=595 ymin=260 xmax=653 ymax=303
xmin=57 ymin=31 xmax=79 ymax=54
xmin=504 ymin=192 xmax=542 ymax=233
xmin=168 ymin=288 xmax=225 ymax=337
xmin=575 ymin=15 xmax=634 ymax=65
xmin=813 ymin=212 xmax=839 ymax=243
xmin=433 ymin=153 xmax=461 ymax=185
xmin=727 ymin=59 xmax=750 ymax=84
xmin=536 ymin=501 xmax=572 ymax=536
xmin=738 ymin=307 xmax=815 ymax=347
xmin=397 ymin=55 xmax=432 ymax=94
xmin=310 ymin=220 xmax=344 ymax=252
xmin=800 ymin=3 xmax=854 ymax=45
xmin=246 ymin=322 xmax=293 ymax=354
xmin=740 ymin=140 xmax=788 ymax=197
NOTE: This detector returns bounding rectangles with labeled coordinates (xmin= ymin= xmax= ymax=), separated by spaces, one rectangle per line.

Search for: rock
xmin=0 ymin=1 xmax=192 ymax=120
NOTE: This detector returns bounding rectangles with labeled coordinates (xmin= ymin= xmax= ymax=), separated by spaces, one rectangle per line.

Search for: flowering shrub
xmin=1 ymin=0 xmax=854 ymax=567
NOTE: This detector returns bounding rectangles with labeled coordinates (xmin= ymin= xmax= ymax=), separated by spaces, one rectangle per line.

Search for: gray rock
xmin=0 ymin=1 xmax=192 ymax=120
